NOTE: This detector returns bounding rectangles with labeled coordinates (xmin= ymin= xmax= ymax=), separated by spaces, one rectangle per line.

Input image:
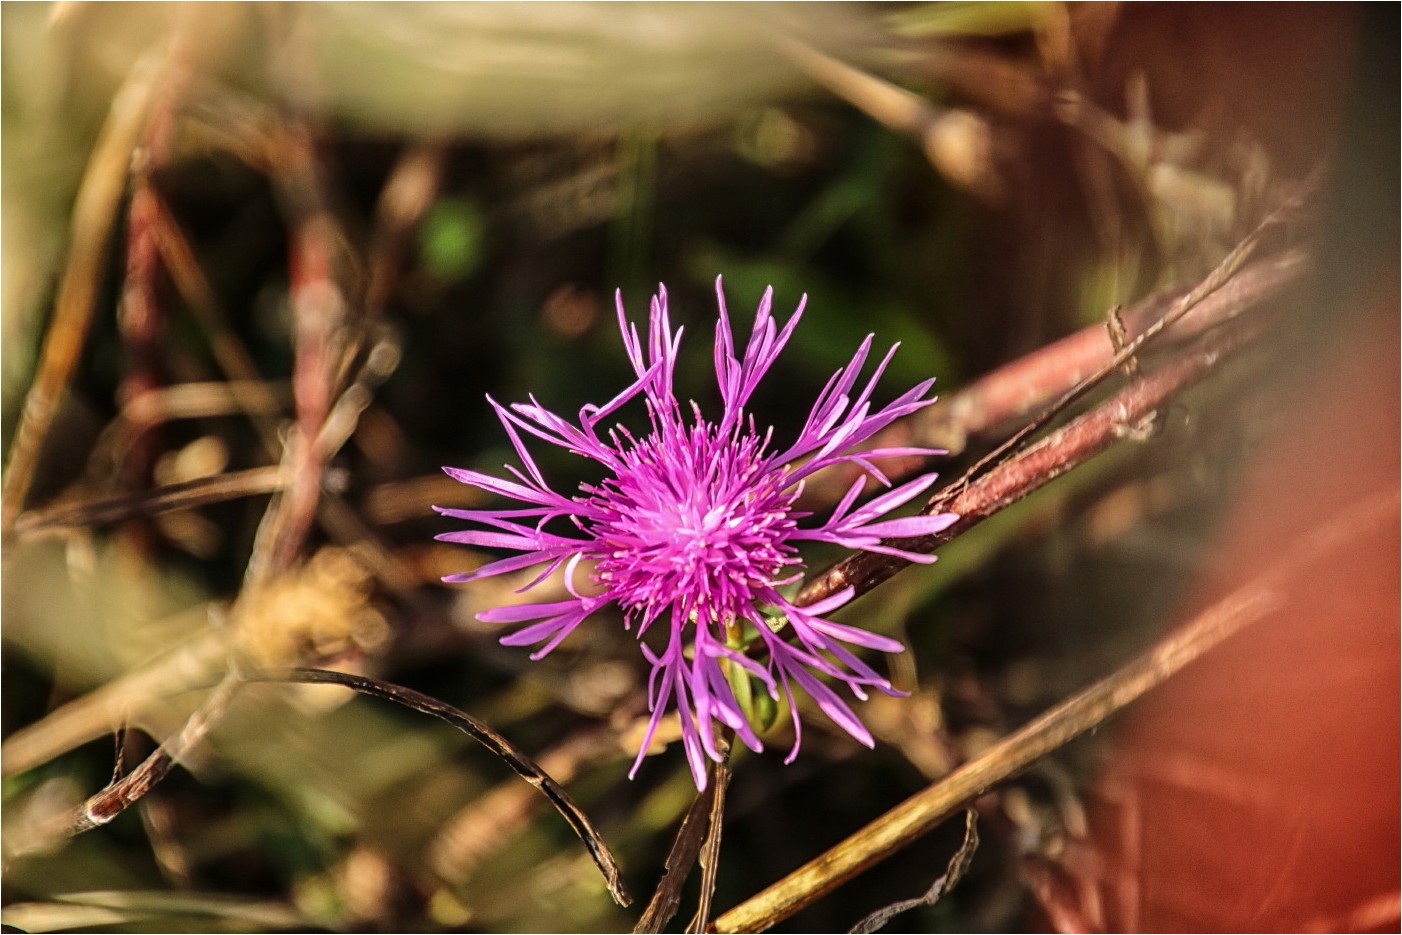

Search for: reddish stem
xmin=796 ymin=322 xmax=1258 ymax=607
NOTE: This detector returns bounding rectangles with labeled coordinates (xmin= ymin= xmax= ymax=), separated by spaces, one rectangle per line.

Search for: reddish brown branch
xmin=796 ymin=322 xmax=1257 ymax=608
xmin=917 ymin=250 xmax=1303 ymax=451
xmin=14 ymin=466 xmax=287 ymax=535
xmin=249 ymin=124 xmax=361 ymax=579
xmin=1 ymin=63 xmax=161 ymax=534
xmin=0 ymin=676 xmax=242 ymax=861
xmin=114 ymin=53 xmax=185 ymax=500
xmin=115 ymin=168 xmax=167 ymax=493
xmin=800 ymin=249 xmax=1303 ymax=510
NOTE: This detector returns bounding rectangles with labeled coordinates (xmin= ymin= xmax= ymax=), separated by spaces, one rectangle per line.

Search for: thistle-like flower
xmin=438 ymin=279 xmax=958 ymax=789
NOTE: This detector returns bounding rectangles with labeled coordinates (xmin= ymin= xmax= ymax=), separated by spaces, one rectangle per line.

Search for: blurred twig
xmin=119 ymin=381 xmax=290 ymax=429
xmin=777 ymin=37 xmax=1000 ymax=198
xmin=1 ymin=627 xmax=225 ymax=779
xmin=6 ymin=673 xmax=242 ymax=860
xmin=14 ymin=467 xmax=287 ymax=536
xmin=249 ymin=124 xmax=355 ymax=578
xmin=1 ymin=56 xmax=162 ymax=534
xmin=366 ymin=140 xmax=449 ymax=316
xmin=1 ymin=889 xmax=310 ymax=933
xmin=716 ymin=489 xmax=1399 ymax=932
xmin=115 ymin=140 xmax=170 ymax=496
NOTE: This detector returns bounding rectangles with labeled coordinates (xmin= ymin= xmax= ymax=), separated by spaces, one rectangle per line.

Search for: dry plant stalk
xmin=910 ymin=250 xmax=1303 ymax=456
xmin=1 ymin=58 xmax=162 ymax=533
xmin=799 ymin=319 xmax=1256 ymax=608
xmin=797 ymin=188 xmax=1309 ymax=609
xmin=635 ymin=761 xmax=725 ymax=934
xmin=14 ymin=467 xmax=288 ymax=535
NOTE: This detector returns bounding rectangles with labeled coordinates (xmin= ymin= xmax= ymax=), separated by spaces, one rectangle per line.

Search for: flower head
xmin=438 ymin=279 xmax=958 ymax=789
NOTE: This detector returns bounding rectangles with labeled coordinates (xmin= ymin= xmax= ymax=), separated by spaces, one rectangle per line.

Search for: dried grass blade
xmin=635 ymin=770 xmax=720 ymax=933
xmin=687 ymin=760 xmax=732 ymax=934
xmin=848 ymin=808 xmax=979 ymax=934
xmin=14 ymin=467 xmax=287 ymax=535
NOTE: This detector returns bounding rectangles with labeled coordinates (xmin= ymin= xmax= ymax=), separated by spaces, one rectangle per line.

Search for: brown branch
xmin=3 ymin=674 xmax=242 ymax=862
xmin=112 ymin=40 xmax=187 ymax=516
xmin=1 ymin=58 xmax=162 ymax=534
xmin=115 ymin=164 xmax=167 ymax=495
xmin=633 ymin=732 xmax=735 ymax=934
xmin=715 ymin=490 xmax=1399 ymax=932
xmin=635 ymin=765 xmax=723 ymax=934
xmin=117 ymin=381 xmax=290 ymax=430
xmin=943 ymin=189 xmax=1308 ymax=506
xmin=14 ymin=466 xmax=288 ymax=535
xmin=687 ymin=755 xmax=733 ymax=934
xmin=800 ymin=248 xmax=1303 ymax=510
xmin=10 ymin=665 xmax=633 ymax=910
xmin=797 ymin=322 xmax=1255 ymax=608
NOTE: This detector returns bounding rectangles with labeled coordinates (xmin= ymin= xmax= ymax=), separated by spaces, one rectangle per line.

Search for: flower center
xmin=585 ymin=414 xmax=800 ymax=626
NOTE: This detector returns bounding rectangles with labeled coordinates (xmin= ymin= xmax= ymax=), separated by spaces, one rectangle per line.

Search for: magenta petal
xmin=807 ymin=617 xmax=905 ymax=654
xmin=467 ymin=550 xmax=567 ymax=580
xmin=790 ymin=666 xmax=875 ymax=749
xmin=854 ymin=514 xmax=957 ymax=538
xmin=792 ymin=585 xmax=856 ymax=619
xmin=479 ymin=599 xmax=583 ymax=624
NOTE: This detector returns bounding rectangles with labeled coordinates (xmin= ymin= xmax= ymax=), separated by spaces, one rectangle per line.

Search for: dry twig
xmin=15 ymin=467 xmax=288 ymax=536
xmin=798 ymin=321 xmax=1256 ymax=607
xmin=9 ymin=665 xmax=632 ymax=910
xmin=2 ymin=58 xmax=163 ymax=533
xmin=848 ymin=808 xmax=979 ymax=934
xmin=635 ymin=757 xmax=726 ymax=934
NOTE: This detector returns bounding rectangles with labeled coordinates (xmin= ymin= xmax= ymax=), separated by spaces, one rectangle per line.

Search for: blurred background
xmin=2 ymin=4 xmax=1396 ymax=932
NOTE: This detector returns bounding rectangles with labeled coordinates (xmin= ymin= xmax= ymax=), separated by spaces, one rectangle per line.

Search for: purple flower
xmin=438 ymin=279 xmax=958 ymax=789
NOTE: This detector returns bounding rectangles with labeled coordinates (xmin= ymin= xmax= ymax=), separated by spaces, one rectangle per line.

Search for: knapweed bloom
xmin=438 ymin=279 xmax=958 ymax=789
